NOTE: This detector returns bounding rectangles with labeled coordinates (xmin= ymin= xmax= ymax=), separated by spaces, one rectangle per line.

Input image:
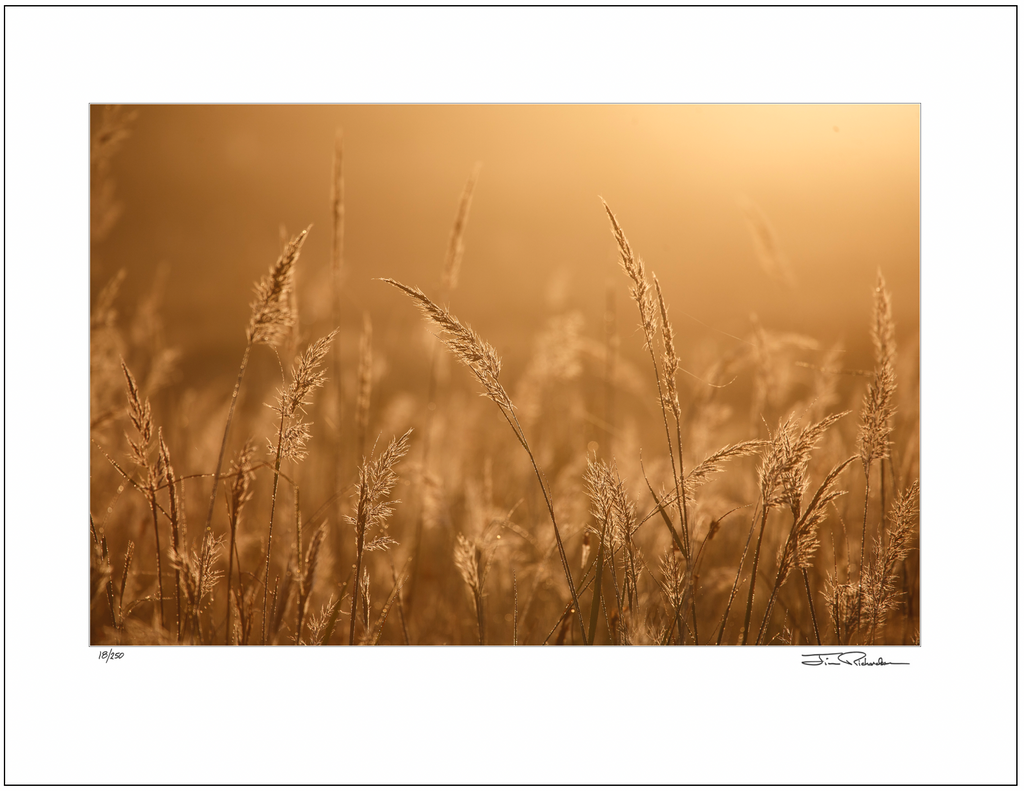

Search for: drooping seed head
xmin=381 ymin=279 xmax=513 ymax=412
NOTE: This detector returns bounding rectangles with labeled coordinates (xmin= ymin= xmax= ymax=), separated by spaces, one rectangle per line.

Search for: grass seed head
xmin=121 ymin=358 xmax=153 ymax=468
xmin=279 ymin=330 xmax=337 ymax=420
xmin=381 ymin=279 xmax=513 ymax=412
xmin=247 ymin=228 xmax=308 ymax=347
xmin=602 ymin=199 xmax=658 ymax=349
xmin=441 ymin=163 xmax=481 ymax=292
xmin=858 ymin=270 xmax=897 ymax=471
xmin=653 ymin=274 xmax=681 ymax=420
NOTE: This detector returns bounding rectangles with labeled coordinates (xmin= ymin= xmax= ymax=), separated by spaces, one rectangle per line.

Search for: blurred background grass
xmin=91 ymin=104 xmax=919 ymax=393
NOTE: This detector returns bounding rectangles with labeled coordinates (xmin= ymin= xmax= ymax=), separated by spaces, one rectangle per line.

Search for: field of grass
xmin=90 ymin=106 xmax=919 ymax=646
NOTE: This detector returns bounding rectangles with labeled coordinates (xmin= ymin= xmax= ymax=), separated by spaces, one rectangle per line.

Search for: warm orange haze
xmin=90 ymin=104 xmax=920 ymax=646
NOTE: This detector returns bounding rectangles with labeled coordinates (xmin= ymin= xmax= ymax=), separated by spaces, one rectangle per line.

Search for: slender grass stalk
xmin=294 ymin=487 xmax=303 ymax=641
xmin=204 ymin=230 xmax=307 ymax=547
xmin=441 ymin=163 xmax=481 ymax=294
xmin=267 ymin=575 xmax=280 ymax=643
xmin=508 ymin=407 xmax=588 ymax=642
xmin=156 ymin=429 xmax=182 ymax=640
xmin=348 ymin=429 xmax=413 ymax=645
xmin=653 ymin=274 xmax=700 ymax=642
xmin=99 ymin=533 xmax=115 ymax=623
xmin=355 ymin=312 xmax=373 ymax=464
xmin=602 ymin=202 xmax=697 ymax=640
xmin=802 ymin=570 xmax=821 ymax=645
xmin=854 ymin=273 xmax=897 ymax=640
xmin=879 ymin=458 xmax=887 ymax=540
xmin=262 ymin=405 xmax=287 ymax=643
xmin=382 ymin=278 xmax=589 ymax=642
xmin=586 ymin=455 xmax=639 ymax=643
xmin=652 ymin=274 xmax=691 ymax=547
xmin=118 ymin=540 xmax=134 ymax=620
xmin=663 ymin=507 xmax=741 ymax=645
xmin=602 ymin=204 xmax=689 ymax=554
xmin=740 ymin=506 xmax=771 ymax=645
xmin=512 ymin=570 xmax=519 ymax=646
xmin=223 ymin=439 xmax=255 ymax=644
xmin=855 ymin=475 xmax=871 ymax=639
xmin=715 ymin=504 xmax=760 ymax=645
xmin=389 ymin=555 xmax=412 ymax=645
xmin=454 ymin=534 xmax=487 ymax=645
xmin=328 ymin=130 xmax=347 ymax=576
xmin=588 ymin=517 xmax=608 ymax=646
xmin=756 ymin=455 xmax=855 ymax=644
xmin=371 ymin=564 xmax=410 ymax=645
xmin=319 ymin=586 xmax=348 ymax=646
xmin=296 ymin=523 xmax=326 ymax=644
xmin=863 ymin=480 xmax=919 ymax=644
xmin=120 ymin=359 xmax=165 ymax=630
xmin=737 ymin=412 xmax=848 ymax=644
xmin=407 ymin=165 xmax=481 ymax=617
xmin=603 ymin=282 xmax=617 ymax=457
xmin=261 ymin=331 xmax=336 ymax=644
xmin=404 ymin=345 xmax=440 ymax=618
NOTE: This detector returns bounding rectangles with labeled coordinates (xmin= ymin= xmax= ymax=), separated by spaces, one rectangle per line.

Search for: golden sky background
xmin=92 ymin=104 xmax=919 ymax=386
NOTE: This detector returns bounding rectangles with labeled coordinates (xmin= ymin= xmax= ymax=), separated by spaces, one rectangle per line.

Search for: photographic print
xmin=8 ymin=5 xmax=1017 ymax=784
xmin=90 ymin=104 xmax=920 ymax=647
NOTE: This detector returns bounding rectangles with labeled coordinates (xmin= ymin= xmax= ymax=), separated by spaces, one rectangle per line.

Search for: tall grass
xmin=90 ymin=140 xmax=919 ymax=647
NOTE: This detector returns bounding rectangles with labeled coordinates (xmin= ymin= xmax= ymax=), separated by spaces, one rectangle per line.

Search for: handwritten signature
xmin=801 ymin=651 xmax=908 ymax=666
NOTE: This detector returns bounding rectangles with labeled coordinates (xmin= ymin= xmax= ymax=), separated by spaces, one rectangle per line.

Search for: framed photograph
xmin=5 ymin=7 xmax=1014 ymax=785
